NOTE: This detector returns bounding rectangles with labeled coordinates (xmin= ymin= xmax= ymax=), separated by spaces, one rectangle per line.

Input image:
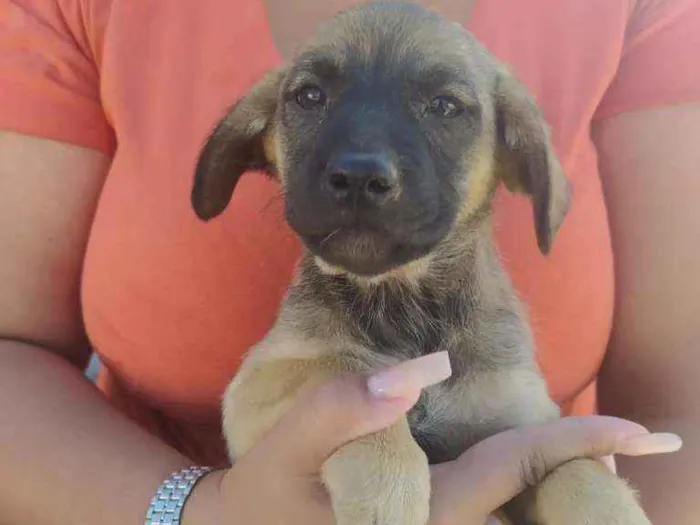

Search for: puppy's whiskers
xmin=320 ymin=227 xmax=342 ymax=250
xmin=261 ymin=188 xmax=286 ymax=216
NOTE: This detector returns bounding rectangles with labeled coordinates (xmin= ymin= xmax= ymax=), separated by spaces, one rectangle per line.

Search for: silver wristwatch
xmin=145 ymin=466 xmax=213 ymax=525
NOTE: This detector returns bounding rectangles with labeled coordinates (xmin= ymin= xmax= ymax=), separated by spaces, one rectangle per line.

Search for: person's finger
xmin=253 ymin=352 xmax=452 ymax=476
xmin=440 ymin=416 xmax=681 ymax=521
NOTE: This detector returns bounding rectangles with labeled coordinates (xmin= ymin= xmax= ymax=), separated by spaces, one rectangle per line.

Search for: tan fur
xmin=262 ymin=125 xmax=279 ymax=171
xmin=322 ymin=419 xmax=431 ymax=525
xmin=531 ymin=459 xmax=650 ymax=524
xmin=194 ymin=3 xmax=652 ymax=524
xmin=460 ymin=143 xmax=499 ymax=220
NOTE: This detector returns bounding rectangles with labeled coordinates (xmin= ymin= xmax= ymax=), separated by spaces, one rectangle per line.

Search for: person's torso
xmin=81 ymin=0 xmax=630 ymax=463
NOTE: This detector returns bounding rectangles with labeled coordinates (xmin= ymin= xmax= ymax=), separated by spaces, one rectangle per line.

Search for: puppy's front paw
xmin=322 ymin=431 xmax=431 ymax=525
xmin=531 ymin=458 xmax=651 ymax=525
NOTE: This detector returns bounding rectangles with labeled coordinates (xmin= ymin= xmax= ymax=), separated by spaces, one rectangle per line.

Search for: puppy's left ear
xmin=494 ymin=71 xmax=572 ymax=255
xmin=192 ymin=68 xmax=286 ymax=221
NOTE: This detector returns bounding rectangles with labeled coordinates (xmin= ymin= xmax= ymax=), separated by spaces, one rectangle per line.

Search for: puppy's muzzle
xmin=325 ymin=152 xmax=400 ymax=207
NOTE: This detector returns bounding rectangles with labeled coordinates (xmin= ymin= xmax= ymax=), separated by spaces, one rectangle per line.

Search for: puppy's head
xmin=192 ymin=1 xmax=570 ymax=277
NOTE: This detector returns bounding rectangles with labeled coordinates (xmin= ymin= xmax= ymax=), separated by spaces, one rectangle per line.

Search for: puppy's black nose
xmin=325 ymin=153 xmax=399 ymax=205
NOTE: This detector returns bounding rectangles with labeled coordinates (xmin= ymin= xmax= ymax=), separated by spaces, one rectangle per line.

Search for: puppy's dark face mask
xmin=192 ymin=3 xmax=570 ymax=277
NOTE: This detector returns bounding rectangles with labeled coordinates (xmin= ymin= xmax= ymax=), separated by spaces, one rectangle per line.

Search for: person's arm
xmin=0 ymin=131 xmax=401 ymax=525
xmin=0 ymin=131 xmax=200 ymax=524
xmin=594 ymin=103 xmax=700 ymax=525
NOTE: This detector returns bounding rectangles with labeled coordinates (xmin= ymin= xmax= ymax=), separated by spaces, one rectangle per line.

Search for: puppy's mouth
xmin=304 ymin=226 xmax=437 ymax=277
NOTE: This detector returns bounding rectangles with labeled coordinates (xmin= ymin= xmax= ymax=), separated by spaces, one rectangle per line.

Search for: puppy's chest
xmin=337 ymin=285 xmax=529 ymax=464
xmin=343 ymin=283 xmax=474 ymax=361
xmin=405 ymin=378 xmax=498 ymax=464
xmin=343 ymin=287 xmax=500 ymax=463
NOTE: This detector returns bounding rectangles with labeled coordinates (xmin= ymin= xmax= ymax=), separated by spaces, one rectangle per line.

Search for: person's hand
xmin=182 ymin=353 xmax=681 ymax=525
xmin=183 ymin=353 xmax=448 ymax=525
xmin=428 ymin=415 xmax=682 ymax=525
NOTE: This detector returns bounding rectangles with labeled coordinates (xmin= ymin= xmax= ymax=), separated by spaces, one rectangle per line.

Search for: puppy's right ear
xmin=192 ymin=68 xmax=286 ymax=221
xmin=493 ymin=69 xmax=571 ymax=255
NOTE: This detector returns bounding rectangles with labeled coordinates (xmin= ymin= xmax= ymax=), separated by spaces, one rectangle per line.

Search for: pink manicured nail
xmin=367 ymin=352 xmax=452 ymax=399
xmin=618 ymin=432 xmax=683 ymax=456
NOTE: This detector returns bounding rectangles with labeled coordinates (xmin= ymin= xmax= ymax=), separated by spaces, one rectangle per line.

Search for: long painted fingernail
xmin=367 ymin=352 xmax=452 ymax=399
xmin=618 ymin=432 xmax=683 ymax=456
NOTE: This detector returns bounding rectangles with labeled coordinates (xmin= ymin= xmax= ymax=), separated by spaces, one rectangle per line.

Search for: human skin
xmin=1 ymin=1 xmax=698 ymax=523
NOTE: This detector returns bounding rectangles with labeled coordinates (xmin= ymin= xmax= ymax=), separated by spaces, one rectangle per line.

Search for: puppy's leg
xmin=516 ymin=399 xmax=651 ymax=525
xmin=528 ymin=458 xmax=650 ymax=525
xmin=222 ymin=350 xmax=339 ymax=458
xmin=223 ymin=344 xmax=431 ymax=525
xmin=461 ymin=369 xmax=650 ymax=525
xmin=322 ymin=418 xmax=430 ymax=525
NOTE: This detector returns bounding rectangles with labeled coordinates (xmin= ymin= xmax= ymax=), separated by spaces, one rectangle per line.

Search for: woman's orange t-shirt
xmin=2 ymin=0 xmax=700 ymax=465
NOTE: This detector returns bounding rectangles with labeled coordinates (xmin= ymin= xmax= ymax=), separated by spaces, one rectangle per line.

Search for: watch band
xmin=145 ymin=466 xmax=213 ymax=525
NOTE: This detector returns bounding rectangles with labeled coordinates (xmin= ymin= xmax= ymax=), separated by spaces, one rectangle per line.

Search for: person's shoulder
xmin=594 ymin=0 xmax=700 ymax=120
xmin=625 ymin=0 xmax=700 ymax=39
xmin=630 ymin=0 xmax=700 ymax=19
xmin=0 ymin=0 xmax=116 ymax=153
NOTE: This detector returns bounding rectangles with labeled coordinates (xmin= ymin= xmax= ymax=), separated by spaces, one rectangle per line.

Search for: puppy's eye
xmin=296 ymin=85 xmax=327 ymax=110
xmin=427 ymin=96 xmax=464 ymax=118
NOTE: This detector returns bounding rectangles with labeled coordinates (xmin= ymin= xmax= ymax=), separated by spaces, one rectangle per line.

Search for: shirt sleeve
xmin=0 ymin=0 xmax=115 ymax=154
xmin=595 ymin=0 xmax=700 ymax=120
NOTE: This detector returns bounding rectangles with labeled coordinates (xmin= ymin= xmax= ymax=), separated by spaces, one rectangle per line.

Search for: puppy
xmin=191 ymin=2 xmax=652 ymax=524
